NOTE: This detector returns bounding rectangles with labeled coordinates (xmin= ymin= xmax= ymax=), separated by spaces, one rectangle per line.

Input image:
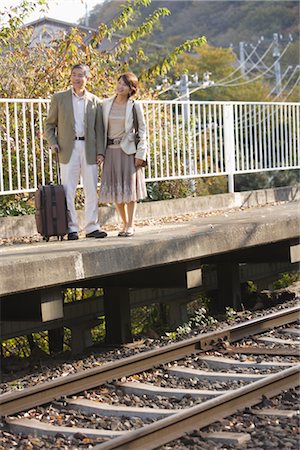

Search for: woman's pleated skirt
xmin=99 ymin=147 xmax=147 ymax=204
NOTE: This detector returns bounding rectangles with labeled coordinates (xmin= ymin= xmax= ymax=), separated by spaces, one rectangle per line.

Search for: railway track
xmin=1 ymin=305 xmax=299 ymax=449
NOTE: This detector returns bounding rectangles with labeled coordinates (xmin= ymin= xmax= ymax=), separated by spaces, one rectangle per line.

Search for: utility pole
xmin=239 ymin=41 xmax=246 ymax=77
xmin=273 ymin=33 xmax=282 ymax=95
xmin=84 ymin=1 xmax=89 ymax=27
xmin=179 ymin=73 xmax=190 ymax=122
xmin=173 ymin=72 xmax=214 ymax=121
xmin=157 ymin=72 xmax=214 ymax=101
xmin=156 ymin=73 xmax=215 ymax=193
xmin=178 ymin=73 xmax=190 ymax=101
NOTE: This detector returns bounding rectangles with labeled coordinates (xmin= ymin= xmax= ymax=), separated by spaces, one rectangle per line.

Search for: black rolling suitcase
xmin=35 ymin=152 xmax=68 ymax=241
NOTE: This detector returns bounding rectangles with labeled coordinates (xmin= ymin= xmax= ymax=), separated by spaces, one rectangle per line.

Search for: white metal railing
xmin=0 ymin=99 xmax=299 ymax=196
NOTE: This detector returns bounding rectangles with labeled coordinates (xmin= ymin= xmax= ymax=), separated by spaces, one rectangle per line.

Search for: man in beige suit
xmin=45 ymin=64 xmax=107 ymax=240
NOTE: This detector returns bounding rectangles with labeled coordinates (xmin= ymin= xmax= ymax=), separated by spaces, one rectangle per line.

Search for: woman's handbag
xmin=132 ymin=102 xmax=147 ymax=167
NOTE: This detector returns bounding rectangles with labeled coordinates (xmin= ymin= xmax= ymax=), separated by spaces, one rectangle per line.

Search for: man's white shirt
xmin=72 ymin=89 xmax=86 ymax=138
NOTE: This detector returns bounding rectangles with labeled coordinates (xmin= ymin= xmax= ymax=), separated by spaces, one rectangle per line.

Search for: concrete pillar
xmin=70 ymin=324 xmax=93 ymax=355
xmin=48 ymin=327 xmax=64 ymax=354
xmin=216 ymin=262 xmax=241 ymax=311
xmin=1 ymin=287 xmax=63 ymax=322
xmin=167 ymin=300 xmax=188 ymax=329
xmin=104 ymin=287 xmax=132 ymax=344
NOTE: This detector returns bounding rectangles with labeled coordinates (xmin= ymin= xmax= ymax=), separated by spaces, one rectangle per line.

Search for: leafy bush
xmin=146 ymin=176 xmax=227 ymax=201
xmin=225 ymin=306 xmax=239 ymax=322
xmin=273 ymin=271 xmax=300 ymax=289
xmin=166 ymin=306 xmax=217 ymax=341
xmin=0 ymin=195 xmax=35 ymax=216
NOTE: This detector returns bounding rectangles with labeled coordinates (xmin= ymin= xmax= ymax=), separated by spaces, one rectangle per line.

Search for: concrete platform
xmin=1 ymin=185 xmax=299 ymax=239
xmin=1 ymin=190 xmax=299 ymax=349
xmin=1 ymin=201 xmax=299 ymax=297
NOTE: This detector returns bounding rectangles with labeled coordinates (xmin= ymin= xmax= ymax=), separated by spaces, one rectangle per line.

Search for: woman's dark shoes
xmin=86 ymin=230 xmax=108 ymax=238
xmin=68 ymin=232 xmax=79 ymax=240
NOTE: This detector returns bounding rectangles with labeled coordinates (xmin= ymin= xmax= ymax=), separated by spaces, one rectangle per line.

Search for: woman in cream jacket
xmin=98 ymin=73 xmax=147 ymax=237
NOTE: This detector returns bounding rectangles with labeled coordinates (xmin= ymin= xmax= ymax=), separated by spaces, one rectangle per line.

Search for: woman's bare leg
xmin=127 ymin=201 xmax=137 ymax=230
xmin=115 ymin=203 xmax=128 ymax=231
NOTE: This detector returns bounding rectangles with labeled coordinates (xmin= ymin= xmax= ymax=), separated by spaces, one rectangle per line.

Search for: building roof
xmin=23 ymin=16 xmax=163 ymax=51
xmin=24 ymin=16 xmax=97 ymax=33
xmin=23 ymin=16 xmax=97 ymax=46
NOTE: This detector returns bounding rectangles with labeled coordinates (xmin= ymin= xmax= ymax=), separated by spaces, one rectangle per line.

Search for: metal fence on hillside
xmin=0 ymin=99 xmax=299 ymax=196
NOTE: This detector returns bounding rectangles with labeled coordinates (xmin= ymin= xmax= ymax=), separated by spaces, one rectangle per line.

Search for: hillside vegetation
xmin=86 ymin=0 xmax=299 ymax=49
xmin=83 ymin=0 xmax=299 ymax=101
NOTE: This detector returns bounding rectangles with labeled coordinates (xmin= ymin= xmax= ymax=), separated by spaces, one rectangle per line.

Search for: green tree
xmin=0 ymin=0 xmax=207 ymax=210
xmin=0 ymin=0 xmax=206 ymax=99
xmin=170 ymin=44 xmax=270 ymax=102
xmin=0 ymin=0 xmax=48 ymax=44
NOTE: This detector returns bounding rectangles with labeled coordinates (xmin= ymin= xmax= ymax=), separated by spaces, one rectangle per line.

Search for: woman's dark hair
xmin=118 ymin=72 xmax=139 ymax=97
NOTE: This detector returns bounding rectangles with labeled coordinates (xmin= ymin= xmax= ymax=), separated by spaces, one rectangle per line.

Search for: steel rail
xmin=224 ymin=345 xmax=300 ymax=356
xmin=1 ymin=305 xmax=299 ymax=416
xmin=92 ymin=364 xmax=300 ymax=450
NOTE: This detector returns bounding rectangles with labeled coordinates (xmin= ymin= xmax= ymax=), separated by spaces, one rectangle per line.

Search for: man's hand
xmin=50 ymin=144 xmax=60 ymax=153
xmin=97 ymin=154 xmax=105 ymax=166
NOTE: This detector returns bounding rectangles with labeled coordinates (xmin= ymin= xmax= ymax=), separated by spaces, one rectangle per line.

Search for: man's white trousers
xmin=60 ymin=141 xmax=100 ymax=234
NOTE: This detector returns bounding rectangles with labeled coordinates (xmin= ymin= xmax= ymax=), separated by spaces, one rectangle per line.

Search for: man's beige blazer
xmin=45 ymin=88 xmax=104 ymax=165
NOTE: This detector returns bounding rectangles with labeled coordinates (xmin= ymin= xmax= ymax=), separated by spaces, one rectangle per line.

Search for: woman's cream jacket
xmin=101 ymin=96 xmax=148 ymax=161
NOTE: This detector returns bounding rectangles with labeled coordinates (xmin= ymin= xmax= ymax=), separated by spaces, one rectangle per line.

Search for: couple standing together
xmin=45 ymin=63 xmax=147 ymax=241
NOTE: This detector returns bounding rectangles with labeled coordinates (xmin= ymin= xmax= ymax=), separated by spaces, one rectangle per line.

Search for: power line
xmin=233 ymin=65 xmax=299 ymax=127
xmin=272 ymin=65 xmax=300 ymax=101
xmin=243 ymin=47 xmax=269 ymax=73
xmin=216 ymin=41 xmax=291 ymax=88
xmin=267 ymin=65 xmax=293 ymax=97
xmin=216 ymin=39 xmax=263 ymax=84
xmin=220 ymin=40 xmax=289 ymax=87
xmin=252 ymin=48 xmax=270 ymax=71
xmin=171 ymin=72 xmax=215 ymax=102
xmin=282 ymin=74 xmax=300 ymax=101
xmin=215 ymin=34 xmax=293 ymax=92
xmin=156 ymin=33 xmax=295 ymax=101
xmin=217 ymin=41 xmax=273 ymax=86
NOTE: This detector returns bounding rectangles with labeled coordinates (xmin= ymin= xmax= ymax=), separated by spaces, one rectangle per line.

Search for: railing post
xmin=223 ymin=103 xmax=235 ymax=193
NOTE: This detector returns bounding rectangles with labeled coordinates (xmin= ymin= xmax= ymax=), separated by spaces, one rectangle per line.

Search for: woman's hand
xmin=50 ymin=144 xmax=60 ymax=153
xmin=97 ymin=154 xmax=105 ymax=166
xmin=135 ymin=158 xmax=145 ymax=168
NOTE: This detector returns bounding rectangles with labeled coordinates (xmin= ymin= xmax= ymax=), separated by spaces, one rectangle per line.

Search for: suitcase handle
xmin=37 ymin=149 xmax=62 ymax=187
xmin=54 ymin=150 xmax=62 ymax=185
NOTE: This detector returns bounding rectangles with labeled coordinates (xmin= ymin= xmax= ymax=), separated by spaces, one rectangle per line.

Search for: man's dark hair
xmin=71 ymin=64 xmax=91 ymax=78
